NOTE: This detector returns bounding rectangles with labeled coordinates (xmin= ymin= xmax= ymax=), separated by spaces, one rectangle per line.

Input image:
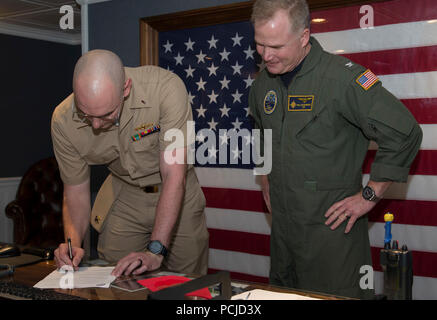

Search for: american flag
xmin=159 ymin=0 xmax=437 ymax=299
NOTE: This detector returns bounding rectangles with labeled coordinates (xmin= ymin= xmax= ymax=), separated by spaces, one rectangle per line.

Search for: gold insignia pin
xmin=94 ymin=216 xmax=102 ymax=224
xmin=135 ymin=123 xmax=153 ymax=131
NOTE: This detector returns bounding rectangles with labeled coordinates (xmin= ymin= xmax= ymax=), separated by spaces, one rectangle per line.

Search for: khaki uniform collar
xmin=118 ymin=76 xmax=151 ymax=131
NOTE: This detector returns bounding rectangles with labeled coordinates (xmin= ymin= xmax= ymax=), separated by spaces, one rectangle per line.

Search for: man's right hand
xmin=54 ymin=242 xmax=84 ymax=271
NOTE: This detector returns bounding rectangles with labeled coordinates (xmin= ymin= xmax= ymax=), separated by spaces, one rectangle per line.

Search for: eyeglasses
xmin=74 ymin=101 xmax=122 ymax=126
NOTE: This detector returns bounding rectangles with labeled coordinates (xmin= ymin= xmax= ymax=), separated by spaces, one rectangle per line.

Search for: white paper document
xmin=34 ymin=266 xmax=116 ymax=289
xmin=231 ymin=289 xmax=321 ymax=300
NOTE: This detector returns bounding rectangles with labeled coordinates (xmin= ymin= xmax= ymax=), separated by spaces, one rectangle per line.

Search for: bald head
xmin=73 ymin=49 xmax=125 ymax=101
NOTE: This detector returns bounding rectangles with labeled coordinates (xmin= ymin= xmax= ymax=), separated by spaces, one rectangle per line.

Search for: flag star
xmin=196 ymin=50 xmax=207 ymax=64
xmin=231 ymin=32 xmax=244 ymax=47
xmin=243 ymin=74 xmax=254 ymax=88
xmin=184 ymin=37 xmax=195 ymax=51
xmin=231 ymin=61 xmax=243 ymax=75
xmin=232 ymin=117 xmax=243 ymax=130
xmin=208 ymin=145 xmax=218 ymax=158
xmin=219 ymin=47 xmax=231 ymax=61
xmin=208 ymin=117 xmax=218 ymax=131
xmin=208 ymin=90 xmax=219 ymax=104
xmin=166 ymin=66 xmax=173 ymax=73
xmin=163 ymin=40 xmax=173 ymax=53
xmin=219 ymin=75 xmax=231 ymax=89
xmin=219 ymin=103 xmax=231 ymax=117
xmin=232 ymin=146 xmax=242 ymax=159
xmin=244 ymin=46 xmax=255 ymax=60
xmin=231 ymin=89 xmax=243 ymax=103
xmin=184 ymin=65 xmax=195 ymax=78
xmin=244 ymin=107 xmax=250 ymax=117
xmin=196 ymin=104 xmax=207 ymax=118
xmin=207 ymin=35 xmax=219 ymax=49
xmin=244 ymin=134 xmax=255 ymax=146
xmin=219 ymin=131 xmax=230 ymax=145
xmin=196 ymin=77 xmax=207 ymax=91
xmin=196 ymin=131 xmax=206 ymax=142
xmin=187 ymin=92 xmax=195 ymax=105
xmin=174 ymin=52 xmax=184 ymax=65
xmin=207 ymin=62 xmax=219 ymax=76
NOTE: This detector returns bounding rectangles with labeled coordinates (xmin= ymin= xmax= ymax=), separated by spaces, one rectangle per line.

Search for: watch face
xmin=363 ymin=186 xmax=375 ymax=200
xmin=148 ymin=241 xmax=162 ymax=254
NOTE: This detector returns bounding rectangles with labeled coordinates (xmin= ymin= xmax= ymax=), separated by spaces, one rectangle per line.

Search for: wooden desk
xmin=5 ymin=260 xmax=347 ymax=300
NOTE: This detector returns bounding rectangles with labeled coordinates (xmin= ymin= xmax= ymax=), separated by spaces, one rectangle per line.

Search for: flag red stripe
xmin=368 ymin=199 xmax=437 ymax=227
xmin=202 ymin=187 xmax=268 ymax=213
xmin=363 ymin=150 xmax=437 ymax=176
xmin=341 ymin=46 xmax=437 ymax=76
xmin=208 ymin=228 xmax=270 ymax=256
xmin=310 ymin=0 xmax=437 ymax=34
xmin=208 ymin=228 xmax=437 ymax=278
xmin=203 ymin=187 xmax=437 ymax=227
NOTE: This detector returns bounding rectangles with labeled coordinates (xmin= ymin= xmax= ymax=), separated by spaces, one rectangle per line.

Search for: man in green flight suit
xmin=249 ymin=0 xmax=422 ymax=299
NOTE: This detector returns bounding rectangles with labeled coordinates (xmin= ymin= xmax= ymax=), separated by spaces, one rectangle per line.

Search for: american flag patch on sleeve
xmin=356 ymin=69 xmax=379 ymax=90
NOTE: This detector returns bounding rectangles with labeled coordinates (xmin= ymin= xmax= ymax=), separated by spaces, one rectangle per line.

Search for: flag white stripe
xmin=313 ymin=20 xmax=437 ymax=54
xmin=379 ymin=71 xmax=437 ymax=100
xmin=208 ymin=248 xmax=270 ymax=278
xmin=368 ymin=223 xmax=437 ymax=252
xmin=198 ymin=168 xmax=437 ymax=202
xmin=206 ymin=207 xmax=271 ymax=235
xmin=206 ymin=208 xmax=437 ymax=253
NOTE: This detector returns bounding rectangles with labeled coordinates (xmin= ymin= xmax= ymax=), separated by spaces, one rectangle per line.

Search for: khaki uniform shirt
xmin=51 ymin=66 xmax=192 ymax=188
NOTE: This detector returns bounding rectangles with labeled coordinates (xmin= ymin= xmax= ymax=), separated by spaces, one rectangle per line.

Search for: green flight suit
xmin=249 ymin=37 xmax=422 ymax=299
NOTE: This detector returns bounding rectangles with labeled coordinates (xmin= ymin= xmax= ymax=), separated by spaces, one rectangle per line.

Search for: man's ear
xmin=300 ymin=28 xmax=310 ymax=48
xmin=123 ymin=78 xmax=132 ymax=98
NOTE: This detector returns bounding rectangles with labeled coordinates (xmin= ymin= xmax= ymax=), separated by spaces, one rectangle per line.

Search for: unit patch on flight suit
xmin=288 ymin=95 xmax=314 ymax=111
xmin=263 ymin=90 xmax=277 ymax=114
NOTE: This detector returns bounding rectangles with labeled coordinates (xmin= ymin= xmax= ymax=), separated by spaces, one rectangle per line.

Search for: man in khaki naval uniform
xmin=52 ymin=49 xmax=209 ymax=277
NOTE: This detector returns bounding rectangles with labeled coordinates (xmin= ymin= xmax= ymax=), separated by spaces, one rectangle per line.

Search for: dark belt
xmin=143 ymin=185 xmax=160 ymax=193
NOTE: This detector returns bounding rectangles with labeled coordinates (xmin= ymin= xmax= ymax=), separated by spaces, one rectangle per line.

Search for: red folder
xmin=137 ymin=275 xmax=212 ymax=299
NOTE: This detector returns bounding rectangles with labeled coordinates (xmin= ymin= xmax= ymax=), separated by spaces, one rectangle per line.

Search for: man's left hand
xmin=324 ymin=192 xmax=376 ymax=233
xmin=111 ymin=251 xmax=164 ymax=277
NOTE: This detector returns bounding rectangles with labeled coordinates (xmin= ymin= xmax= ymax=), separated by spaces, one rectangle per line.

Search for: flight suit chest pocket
xmin=295 ymin=104 xmax=345 ymax=146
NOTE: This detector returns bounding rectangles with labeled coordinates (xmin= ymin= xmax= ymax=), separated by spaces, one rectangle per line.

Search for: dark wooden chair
xmin=5 ymin=157 xmax=64 ymax=250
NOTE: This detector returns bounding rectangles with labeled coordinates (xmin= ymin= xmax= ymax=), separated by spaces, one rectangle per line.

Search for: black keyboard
xmin=0 ymin=280 xmax=87 ymax=300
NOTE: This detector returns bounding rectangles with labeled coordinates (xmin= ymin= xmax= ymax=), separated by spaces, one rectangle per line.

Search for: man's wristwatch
xmin=362 ymin=185 xmax=380 ymax=202
xmin=147 ymin=240 xmax=168 ymax=258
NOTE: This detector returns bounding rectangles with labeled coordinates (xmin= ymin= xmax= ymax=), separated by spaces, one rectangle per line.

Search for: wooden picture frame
xmin=139 ymin=0 xmax=386 ymax=66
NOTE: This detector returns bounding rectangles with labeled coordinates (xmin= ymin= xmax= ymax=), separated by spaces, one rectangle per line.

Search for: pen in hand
xmin=67 ymin=238 xmax=74 ymax=270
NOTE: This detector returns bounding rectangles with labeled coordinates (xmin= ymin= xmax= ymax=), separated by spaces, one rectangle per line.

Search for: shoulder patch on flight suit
xmin=356 ymin=69 xmax=379 ymax=91
xmin=131 ymin=124 xmax=160 ymax=142
xmin=288 ymin=95 xmax=314 ymax=111
xmin=263 ymin=90 xmax=277 ymax=114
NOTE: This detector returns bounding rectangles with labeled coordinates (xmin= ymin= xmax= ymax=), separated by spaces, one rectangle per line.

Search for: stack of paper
xmin=231 ymin=289 xmax=321 ymax=300
xmin=34 ymin=266 xmax=116 ymax=289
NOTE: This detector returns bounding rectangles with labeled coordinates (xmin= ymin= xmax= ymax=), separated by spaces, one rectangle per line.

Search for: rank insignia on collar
xmin=263 ymin=90 xmax=277 ymax=114
xmin=131 ymin=124 xmax=160 ymax=142
xmin=288 ymin=95 xmax=314 ymax=111
xmin=356 ymin=69 xmax=379 ymax=90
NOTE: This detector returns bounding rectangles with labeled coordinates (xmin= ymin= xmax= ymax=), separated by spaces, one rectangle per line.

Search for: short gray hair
xmin=251 ymin=0 xmax=310 ymax=32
